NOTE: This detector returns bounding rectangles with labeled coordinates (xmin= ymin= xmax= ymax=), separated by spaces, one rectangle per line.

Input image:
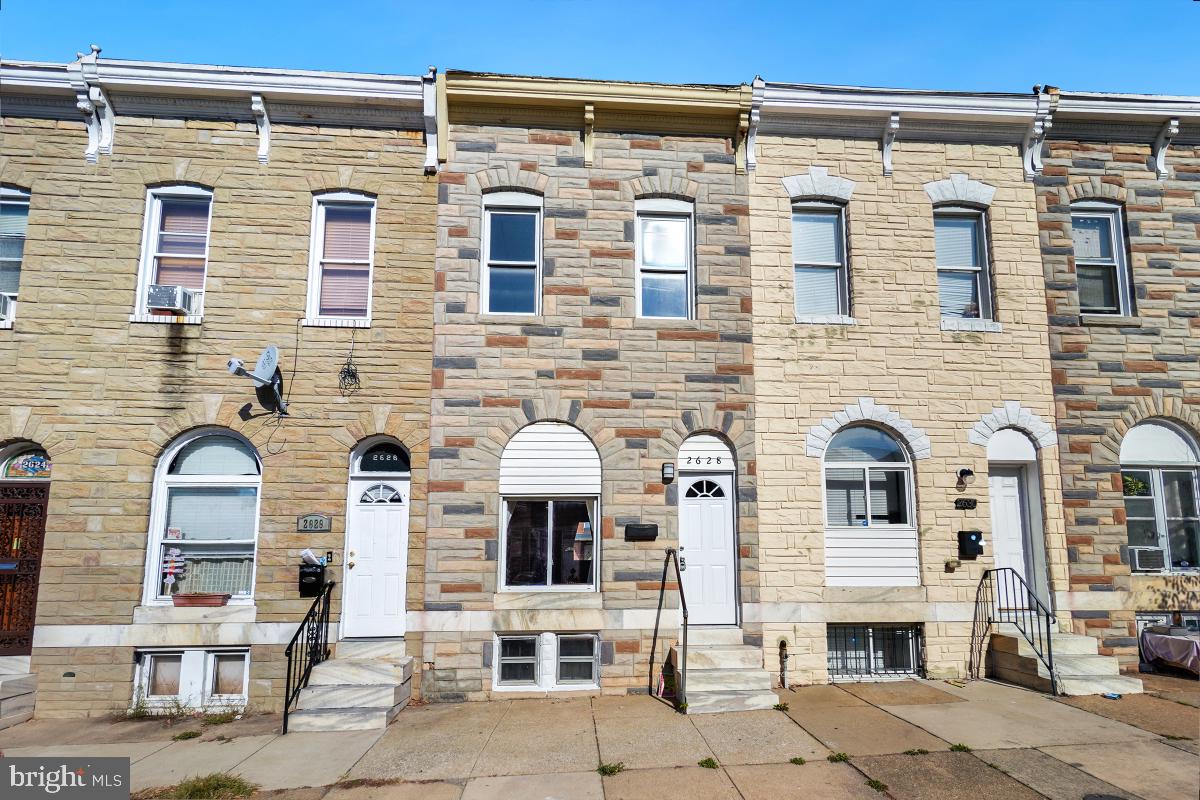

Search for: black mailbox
xmin=625 ymin=523 xmax=658 ymax=542
xmin=299 ymin=564 xmax=326 ymax=597
xmin=958 ymin=530 xmax=984 ymax=560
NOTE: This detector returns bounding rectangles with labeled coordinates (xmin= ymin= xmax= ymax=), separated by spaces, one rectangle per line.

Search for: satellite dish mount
xmin=227 ymin=344 xmax=288 ymax=415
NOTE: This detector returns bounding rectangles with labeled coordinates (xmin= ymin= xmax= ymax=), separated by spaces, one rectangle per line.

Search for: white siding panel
xmin=678 ymin=434 xmax=735 ymax=472
xmin=500 ymin=422 xmax=601 ymax=496
xmin=824 ymin=528 xmax=919 ymax=587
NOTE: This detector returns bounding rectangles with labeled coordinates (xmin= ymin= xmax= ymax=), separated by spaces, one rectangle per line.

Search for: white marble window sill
xmin=132 ymin=603 xmax=257 ymax=624
xmin=795 ymin=315 xmax=857 ymax=326
xmin=129 ymin=313 xmax=203 ymax=325
xmin=940 ymin=318 xmax=1003 ymax=333
xmin=0 ymin=319 xmax=13 ymax=330
xmin=302 ymin=317 xmax=371 ymax=328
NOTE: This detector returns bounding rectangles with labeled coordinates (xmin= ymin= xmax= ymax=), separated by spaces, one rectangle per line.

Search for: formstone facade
xmin=1036 ymin=104 xmax=1200 ymax=669
xmin=750 ymin=88 xmax=1068 ymax=685
xmin=0 ymin=60 xmax=436 ymax=716
xmin=420 ymin=74 xmax=759 ymax=699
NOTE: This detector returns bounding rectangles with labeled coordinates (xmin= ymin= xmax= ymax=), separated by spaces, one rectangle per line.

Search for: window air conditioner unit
xmin=0 ymin=294 xmax=13 ymax=321
xmin=1129 ymin=546 xmax=1166 ymax=573
xmin=146 ymin=284 xmax=199 ymax=315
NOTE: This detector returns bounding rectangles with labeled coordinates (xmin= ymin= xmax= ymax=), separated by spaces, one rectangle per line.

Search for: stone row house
xmin=0 ymin=52 xmax=1195 ymax=728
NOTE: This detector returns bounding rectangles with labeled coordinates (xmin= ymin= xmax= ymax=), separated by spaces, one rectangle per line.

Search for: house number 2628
xmin=684 ymin=456 xmax=722 ymax=465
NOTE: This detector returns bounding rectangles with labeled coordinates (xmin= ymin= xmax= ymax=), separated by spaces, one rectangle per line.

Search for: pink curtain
xmin=319 ymin=205 xmax=371 ymax=316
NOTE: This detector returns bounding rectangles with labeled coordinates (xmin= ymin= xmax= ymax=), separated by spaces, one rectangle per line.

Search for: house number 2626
xmin=684 ymin=456 xmax=722 ymax=465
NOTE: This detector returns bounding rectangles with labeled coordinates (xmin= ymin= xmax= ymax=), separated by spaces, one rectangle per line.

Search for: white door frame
xmin=677 ymin=471 xmax=739 ymax=626
xmin=988 ymin=462 xmax=1050 ymax=608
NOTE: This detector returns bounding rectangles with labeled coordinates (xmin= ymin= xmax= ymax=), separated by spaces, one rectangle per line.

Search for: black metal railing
xmin=648 ymin=548 xmax=688 ymax=711
xmin=969 ymin=567 xmax=1058 ymax=694
xmin=282 ymin=581 xmax=335 ymax=734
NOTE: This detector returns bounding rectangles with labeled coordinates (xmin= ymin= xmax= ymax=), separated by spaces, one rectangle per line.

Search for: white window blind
xmin=0 ymin=200 xmax=27 ymax=297
xmin=934 ymin=217 xmax=979 ymax=268
xmin=792 ymin=212 xmax=842 ymax=264
xmin=170 ymin=436 xmax=259 ymax=475
xmin=319 ymin=204 xmax=372 ymax=318
xmin=792 ymin=209 xmax=847 ymax=317
xmin=166 ymin=487 xmax=258 ymax=541
xmin=934 ymin=212 xmax=990 ymax=320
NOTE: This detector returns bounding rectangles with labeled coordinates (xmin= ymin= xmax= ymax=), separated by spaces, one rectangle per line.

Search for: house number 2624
xmin=684 ymin=456 xmax=722 ymax=465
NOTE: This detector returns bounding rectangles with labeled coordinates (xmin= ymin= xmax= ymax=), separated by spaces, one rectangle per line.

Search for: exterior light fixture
xmin=661 ymin=463 xmax=675 ymax=484
xmin=956 ymin=468 xmax=976 ymax=490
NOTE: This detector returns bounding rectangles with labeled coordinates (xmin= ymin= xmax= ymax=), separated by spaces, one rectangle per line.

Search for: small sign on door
xmin=297 ymin=513 xmax=333 ymax=532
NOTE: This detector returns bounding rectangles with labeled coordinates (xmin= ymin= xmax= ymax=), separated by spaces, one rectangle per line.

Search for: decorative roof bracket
xmin=1153 ymin=117 xmax=1179 ymax=180
xmin=68 ymin=45 xmax=113 ymax=163
xmin=250 ymin=93 xmax=270 ymax=164
xmin=1023 ymin=89 xmax=1057 ymax=181
xmin=583 ymin=102 xmax=595 ymax=167
xmin=746 ymin=77 xmax=764 ymax=172
xmin=882 ymin=112 xmax=900 ymax=176
xmin=421 ymin=67 xmax=439 ymax=174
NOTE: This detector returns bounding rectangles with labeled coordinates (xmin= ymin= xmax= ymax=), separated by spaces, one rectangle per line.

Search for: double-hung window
xmin=0 ymin=187 xmax=30 ymax=325
xmin=307 ymin=192 xmax=376 ymax=324
xmin=146 ymin=431 xmax=262 ymax=603
xmin=792 ymin=204 xmax=849 ymax=319
xmin=1071 ymin=202 xmax=1131 ymax=315
xmin=933 ymin=207 xmax=992 ymax=320
xmin=636 ymin=198 xmax=693 ymax=319
xmin=1120 ymin=421 xmax=1200 ymax=572
xmin=482 ymin=192 xmax=542 ymax=314
xmin=135 ymin=186 xmax=213 ymax=318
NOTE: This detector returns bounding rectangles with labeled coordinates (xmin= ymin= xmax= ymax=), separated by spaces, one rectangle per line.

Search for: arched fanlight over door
xmin=355 ymin=440 xmax=410 ymax=474
xmin=1 ymin=447 xmax=51 ymax=480
xmin=685 ymin=479 xmax=725 ymax=498
xmin=359 ymin=483 xmax=404 ymax=504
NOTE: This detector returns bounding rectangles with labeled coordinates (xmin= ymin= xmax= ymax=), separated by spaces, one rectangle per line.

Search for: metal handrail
xmin=648 ymin=548 xmax=689 ymax=711
xmin=282 ymin=581 xmax=335 ymax=734
xmin=969 ymin=567 xmax=1058 ymax=694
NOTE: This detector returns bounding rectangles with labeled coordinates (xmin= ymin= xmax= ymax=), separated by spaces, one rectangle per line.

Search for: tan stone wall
xmin=0 ymin=114 xmax=435 ymax=716
xmin=750 ymin=136 xmax=1065 ymax=684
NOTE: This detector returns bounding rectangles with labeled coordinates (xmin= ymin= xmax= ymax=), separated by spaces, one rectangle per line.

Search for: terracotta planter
xmin=171 ymin=592 xmax=231 ymax=607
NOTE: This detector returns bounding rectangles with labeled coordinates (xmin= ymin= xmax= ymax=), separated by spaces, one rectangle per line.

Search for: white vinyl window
xmin=493 ymin=632 xmax=600 ymax=691
xmin=135 ymin=649 xmax=249 ymax=710
xmin=306 ymin=192 xmax=376 ymax=325
xmin=636 ymin=198 xmax=694 ymax=320
xmin=0 ymin=187 xmax=30 ymax=326
xmin=144 ymin=430 xmax=262 ymax=604
xmin=1121 ymin=421 xmax=1200 ymax=572
xmin=134 ymin=185 xmax=213 ymax=319
xmin=501 ymin=499 xmax=595 ymax=590
xmin=792 ymin=204 xmax=849 ymax=319
xmin=934 ymin=207 xmax=992 ymax=320
xmin=482 ymin=192 xmax=542 ymax=315
xmin=1071 ymin=201 xmax=1131 ymax=316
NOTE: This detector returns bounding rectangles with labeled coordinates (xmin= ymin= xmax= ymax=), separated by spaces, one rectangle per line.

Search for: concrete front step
xmin=686 ymin=627 xmax=746 ymax=646
xmin=297 ymin=681 xmax=410 ymax=711
xmin=684 ymin=668 xmax=774 ymax=692
xmin=685 ymin=689 xmax=779 ymax=714
xmin=992 ymin=628 xmax=1099 ymax=656
xmin=308 ymin=656 xmax=413 ymax=686
xmin=334 ymin=639 xmax=407 ymax=661
xmin=287 ymin=700 xmax=407 ymax=732
xmin=676 ymin=645 xmax=762 ymax=671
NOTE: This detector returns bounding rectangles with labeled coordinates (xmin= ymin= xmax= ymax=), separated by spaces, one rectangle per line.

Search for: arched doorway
xmin=987 ymin=428 xmax=1050 ymax=605
xmin=677 ymin=434 xmax=737 ymax=625
xmin=0 ymin=444 xmax=51 ymax=656
xmin=342 ymin=438 xmax=411 ymax=638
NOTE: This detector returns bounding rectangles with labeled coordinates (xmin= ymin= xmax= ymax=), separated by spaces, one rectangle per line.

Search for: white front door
xmin=989 ymin=467 xmax=1033 ymax=593
xmin=343 ymin=478 xmax=409 ymax=638
xmin=678 ymin=473 xmax=736 ymax=625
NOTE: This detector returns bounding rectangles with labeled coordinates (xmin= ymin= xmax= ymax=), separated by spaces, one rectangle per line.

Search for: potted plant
xmin=171 ymin=592 xmax=231 ymax=607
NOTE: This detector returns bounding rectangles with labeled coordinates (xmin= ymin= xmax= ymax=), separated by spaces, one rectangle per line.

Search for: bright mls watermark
xmin=4 ymin=757 xmax=129 ymax=799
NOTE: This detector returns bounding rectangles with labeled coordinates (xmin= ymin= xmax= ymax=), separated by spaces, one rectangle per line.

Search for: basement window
xmin=493 ymin=632 xmax=600 ymax=691
xmin=827 ymin=624 xmax=922 ymax=681
xmin=134 ymin=648 xmax=249 ymax=711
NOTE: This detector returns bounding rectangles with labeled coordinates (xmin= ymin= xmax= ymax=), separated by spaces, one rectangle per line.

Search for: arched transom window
xmin=824 ymin=426 xmax=912 ymax=528
xmin=360 ymin=483 xmax=404 ymax=504
xmin=148 ymin=431 xmax=261 ymax=602
xmin=1 ymin=446 xmax=51 ymax=480
xmin=1121 ymin=421 xmax=1200 ymax=572
xmin=685 ymin=479 xmax=725 ymax=498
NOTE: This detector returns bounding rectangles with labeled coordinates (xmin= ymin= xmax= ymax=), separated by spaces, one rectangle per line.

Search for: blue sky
xmin=2 ymin=0 xmax=1197 ymax=95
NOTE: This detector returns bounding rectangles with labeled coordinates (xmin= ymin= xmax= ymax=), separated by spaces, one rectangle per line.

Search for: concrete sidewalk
xmin=1 ymin=678 xmax=1196 ymax=799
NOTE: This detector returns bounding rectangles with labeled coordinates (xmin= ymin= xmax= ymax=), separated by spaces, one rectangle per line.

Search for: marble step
xmin=683 ymin=668 xmax=774 ymax=692
xmin=0 ymin=673 xmax=36 ymax=700
xmin=1056 ymin=674 xmax=1144 ymax=697
xmin=335 ymin=639 xmax=408 ymax=661
xmin=0 ymin=656 xmax=31 ymax=674
xmin=309 ymin=657 xmax=412 ymax=686
xmin=991 ymin=649 xmax=1119 ymax=680
xmin=992 ymin=627 xmax=1099 ymax=656
xmin=686 ymin=627 xmax=746 ymax=647
xmin=297 ymin=681 xmax=410 ymax=711
xmin=287 ymin=700 xmax=407 ymax=732
xmin=684 ymin=689 xmax=780 ymax=714
xmin=675 ymin=646 xmax=762 ymax=671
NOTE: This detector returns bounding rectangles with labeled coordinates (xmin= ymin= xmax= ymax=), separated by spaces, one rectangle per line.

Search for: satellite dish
xmin=227 ymin=344 xmax=288 ymax=415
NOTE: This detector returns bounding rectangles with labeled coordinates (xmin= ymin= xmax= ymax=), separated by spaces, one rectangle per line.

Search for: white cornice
xmin=1053 ymin=92 xmax=1200 ymax=121
xmin=0 ymin=60 xmax=72 ymax=93
xmin=762 ymin=83 xmax=1040 ymax=122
